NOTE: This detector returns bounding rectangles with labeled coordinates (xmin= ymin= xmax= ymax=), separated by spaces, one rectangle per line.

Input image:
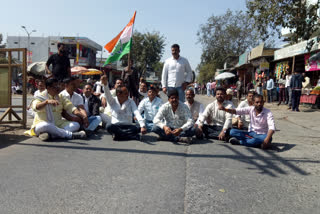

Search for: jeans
xmin=267 ymin=89 xmax=273 ymax=103
xmin=202 ymin=124 xmax=228 ymax=140
xmin=278 ymin=88 xmax=285 ymax=104
xmin=291 ymin=90 xmax=301 ymax=111
xmin=152 ymin=126 xmax=195 ymax=142
xmin=211 ymin=89 xmax=215 ymax=96
xmin=107 ymin=123 xmax=140 ymax=140
xmin=230 ymin=129 xmax=269 ymax=147
xmin=85 ymin=115 xmax=102 ymax=131
xmin=286 ymin=87 xmax=292 ymax=107
xmin=207 ymin=89 xmax=211 ymax=97
xmin=145 ymin=120 xmax=154 ymax=133
xmin=167 ymin=86 xmax=185 ymax=102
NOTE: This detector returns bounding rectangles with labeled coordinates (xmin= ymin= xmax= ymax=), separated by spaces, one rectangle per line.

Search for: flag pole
xmin=127 ymin=11 xmax=136 ymax=73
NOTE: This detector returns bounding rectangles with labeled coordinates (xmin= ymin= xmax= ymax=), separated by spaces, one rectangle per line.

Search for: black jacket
xmin=82 ymin=94 xmax=101 ymax=116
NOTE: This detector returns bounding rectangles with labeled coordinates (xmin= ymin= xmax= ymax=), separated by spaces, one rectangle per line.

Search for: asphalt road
xmin=0 ymin=94 xmax=320 ymax=214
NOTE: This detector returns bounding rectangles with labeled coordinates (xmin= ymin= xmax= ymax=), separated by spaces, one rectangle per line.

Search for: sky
xmin=1 ymin=0 xmax=247 ymax=70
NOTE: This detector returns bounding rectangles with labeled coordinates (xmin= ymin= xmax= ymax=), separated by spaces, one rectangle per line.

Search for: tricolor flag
xmin=103 ymin=11 xmax=136 ymax=65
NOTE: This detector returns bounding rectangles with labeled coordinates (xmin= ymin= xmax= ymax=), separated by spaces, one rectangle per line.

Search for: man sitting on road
xmin=232 ymin=91 xmax=255 ymax=130
xmin=81 ymin=83 xmax=102 ymax=136
xmin=152 ymin=89 xmax=194 ymax=144
xmin=100 ymin=75 xmax=147 ymax=141
xmin=138 ymin=86 xmax=163 ymax=132
xmin=219 ymin=94 xmax=275 ymax=149
xmin=25 ymin=78 xmax=87 ymax=141
xmin=138 ymin=81 xmax=148 ymax=101
xmin=197 ymin=87 xmax=233 ymax=141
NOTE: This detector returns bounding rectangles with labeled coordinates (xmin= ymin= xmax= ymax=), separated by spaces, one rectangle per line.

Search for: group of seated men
xmin=27 ymin=75 xmax=275 ymax=149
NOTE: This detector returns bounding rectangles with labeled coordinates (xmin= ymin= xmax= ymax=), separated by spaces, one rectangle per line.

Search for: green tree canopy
xmin=247 ymin=0 xmax=320 ymax=44
xmin=122 ymin=30 xmax=166 ymax=77
xmin=197 ymin=9 xmax=269 ymax=83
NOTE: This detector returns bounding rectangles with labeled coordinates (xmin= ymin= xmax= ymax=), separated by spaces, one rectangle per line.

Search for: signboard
xmin=260 ymin=62 xmax=270 ymax=71
xmin=0 ymin=68 xmax=9 ymax=106
xmin=305 ymin=52 xmax=320 ymax=72
xmin=274 ymin=37 xmax=320 ymax=60
xmin=249 ymin=43 xmax=264 ymax=60
xmin=238 ymin=52 xmax=249 ymax=66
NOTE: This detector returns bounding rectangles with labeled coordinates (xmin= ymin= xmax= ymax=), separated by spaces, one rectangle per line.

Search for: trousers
xmin=202 ymin=124 xmax=228 ymax=140
xmin=152 ymin=126 xmax=195 ymax=142
xmin=167 ymin=86 xmax=185 ymax=102
xmin=291 ymin=90 xmax=301 ymax=111
xmin=107 ymin=123 xmax=140 ymax=140
xmin=85 ymin=115 xmax=102 ymax=131
xmin=34 ymin=121 xmax=80 ymax=139
xmin=230 ymin=129 xmax=269 ymax=147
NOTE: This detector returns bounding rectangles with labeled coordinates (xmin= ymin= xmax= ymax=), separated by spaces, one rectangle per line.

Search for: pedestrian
xmin=45 ymin=43 xmax=71 ymax=82
xmin=266 ymin=76 xmax=274 ymax=103
xmin=121 ymin=59 xmax=139 ymax=103
xmin=278 ymin=73 xmax=286 ymax=105
xmin=256 ymin=79 xmax=263 ymax=95
xmin=161 ymin=44 xmax=193 ymax=102
xmin=262 ymin=77 xmax=268 ymax=102
xmin=236 ymin=77 xmax=244 ymax=103
xmin=302 ymin=72 xmax=312 ymax=95
xmin=194 ymin=81 xmax=198 ymax=94
xmin=211 ymin=80 xmax=216 ymax=96
xmin=206 ymin=80 xmax=212 ymax=97
xmin=285 ymin=70 xmax=292 ymax=108
xmin=290 ymin=70 xmax=304 ymax=112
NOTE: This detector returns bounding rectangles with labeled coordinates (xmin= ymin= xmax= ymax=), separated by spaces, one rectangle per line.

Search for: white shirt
xmin=206 ymin=82 xmax=211 ymax=90
xmin=83 ymin=95 xmax=90 ymax=115
xmin=60 ymin=90 xmax=84 ymax=107
xmin=184 ymin=100 xmax=204 ymax=124
xmin=34 ymin=89 xmax=46 ymax=97
xmin=236 ymin=99 xmax=251 ymax=128
xmin=285 ymin=75 xmax=292 ymax=88
xmin=94 ymin=81 xmax=103 ymax=93
xmin=138 ymin=97 xmax=163 ymax=122
xmin=103 ymin=84 xmax=145 ymax=127
xmin=198 ymin=100 xmax=233 ymax=129
xmin=161 ymin=56 xmax=193 ymax=88
xmin=153 ymin=101 xmax=194 ymax=131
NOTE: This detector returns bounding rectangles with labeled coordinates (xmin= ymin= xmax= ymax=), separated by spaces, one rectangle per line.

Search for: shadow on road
xmin=16 ymin=142 xmax=317 ymax=177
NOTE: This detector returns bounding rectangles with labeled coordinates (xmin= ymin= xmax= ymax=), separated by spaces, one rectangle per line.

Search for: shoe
xmin=296 ymin=109 xmax=300 ymax=112
xmin=229 ymin=137 xmax=240 ymax=145
xmin=178 ymin=137 xmax=192 ymax=144
xmin=72 ymin=131 xmax=86 ymax=139
xmin=85 ymin=130 xmax=94 ymax=137
xmin=38 ymin=133 xmax=50 ymax=141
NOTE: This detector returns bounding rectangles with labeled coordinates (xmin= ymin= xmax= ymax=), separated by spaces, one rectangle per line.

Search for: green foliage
xmin=197 ymin=9 xmax=268 ymax=83
xmin=247 ymin=0 xmax=320 ymax=44
xmin=122 ymin=30 xmax=166 ymax=77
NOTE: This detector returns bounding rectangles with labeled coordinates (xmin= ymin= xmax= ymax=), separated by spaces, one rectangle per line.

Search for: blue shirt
xmin=138 ymin=97 xmax=163 ymax=122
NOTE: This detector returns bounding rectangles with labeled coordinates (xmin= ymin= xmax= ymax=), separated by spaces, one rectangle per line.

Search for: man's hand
xmin=163 ymin=126 xmax=172 ymax=136
xmin=100 ymin=75 xmax=108 ymax=85
xmin=196 ymin=124 xmax=203 ymax=138
xmin=162 ymin=87 xmax=167 ymax=94
xmin=141 ymin=127 xmax=147 ymax=135
xmin=172 ymin=128 xmax=183 ymax=136
xmin=101 ymin=97 xmax=107 ymax=108
xmin=261 ymin=138 xmax=271 ymax=149
xmin=47 ymin=100 xmax=59 ymax=106
xmin=218 ymin=130 xmax=226 ymax=141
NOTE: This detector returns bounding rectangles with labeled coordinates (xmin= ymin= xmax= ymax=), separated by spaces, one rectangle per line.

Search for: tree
xmin=197 ymin=9 xmax=269 ymax=82
xmin=247 ymin=0 xmax=320 ymax=45
xmin=122 ymin=30 xmax=166 ymax=77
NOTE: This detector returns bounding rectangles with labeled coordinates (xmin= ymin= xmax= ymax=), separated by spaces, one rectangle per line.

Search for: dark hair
xmin=45 ymin=78 xmax=58 ymax=88
xmin=247 ymin=91 xmax=256 ymax=96
xmin=63 ymin=77 xmax=77 ymax=84
xmin=171 ymin=44 xmax=180 ymax=49
xmin=57 ymin=43 xmax=65 ymax=48
xmin=253 ymin=94 xmax=264 ymax=101
xmin=116 ymin=86 xmax=127 ymax=95
xmin=215 ymin=87 xmax=226 ymax=94
xmin=83 ymin=83 xmax=93 ymax=89
xmin=148 ymin=86 xmax=157 ymax=92
xmin=167 ymin=88 xmax=179 ymax=98
xmin=114 ymin=78 xmax=123 ymax=84
xmin=186 ymin=88 xmax=195 ymax=94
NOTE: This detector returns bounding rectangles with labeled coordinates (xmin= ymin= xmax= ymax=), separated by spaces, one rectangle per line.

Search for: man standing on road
xmin=46 ymin=43 xmax=71 ymax=81
xmin=266 ymin=76 xmax=274 ymax=103
xmin=161 ymin=44 xmax=193 ymax=102
xmin=211 ymin=80 xmax=216 ymax=97
xmin=197 ymin=88 xmax=233 ymax=141
xmin=236 ymin=77 xmax=244 ymax=103
xmin=100 ymin=75 xmax=147 ymax=141
xmin=220 ymin=94 xmax=275 ymax=150
xmin=285 ymin=70 xmax=292 ymax=108
xmin=290 ymin=70 xmax=304 ymax=112
xmin=206 ymin=80 xmax=212 ymax=97
xmin=153 ymin=89 xmax=194 ymax=144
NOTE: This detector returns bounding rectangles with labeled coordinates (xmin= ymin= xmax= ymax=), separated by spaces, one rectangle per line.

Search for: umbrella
xmin=71 ymin=66 xmax=88 ymax=75
xmin=215 ymin=72 xmax=235 ymax=80
xmin=81 ymin=69 xmax=103 ymax=75
xmin=27 ymin=62 xmax=46 ymax=76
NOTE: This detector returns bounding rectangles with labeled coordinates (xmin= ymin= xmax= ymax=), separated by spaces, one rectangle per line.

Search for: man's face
xmin=58 ymin=45 xmax=66 ymax=55
xmin=84 ymin=85 xmax=93 ymax=97
xmin=66 ymin=80 xmax=76 ymax=92
xmin=38 ymin=81 xmax=45 ymax=91
xmin=115 ymin=80 xmax=124 ymax=89
xmin=148 ymin=89 xmax=156 ymax=101
xmin=168 ymin=95 xmax=179 ymax=108
xmin=47 ymin=83 xmax=60 ymax=96
xmin=254 ymin=97 xmax=264 ymax=112
xmin=186 ymin=90 xmax=195 ymax=103
xmin=117 ymin=87 xmax=129 ymax=102
xmin=216 ymin=90 xmax=225 ymax=102
xmin=247 ymin=93 xmax=254 ymax=104
xmin=171 ymin=47 xmax=180 ymax=59
xmin=140 ymin=83 xmax=147 ymax=93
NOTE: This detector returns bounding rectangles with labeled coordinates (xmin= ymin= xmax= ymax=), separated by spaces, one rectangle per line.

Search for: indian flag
xmin=104 ymin=11 xmax=136 ymax=65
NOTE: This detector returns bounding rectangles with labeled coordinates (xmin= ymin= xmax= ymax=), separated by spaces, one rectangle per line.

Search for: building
xmin=6 ymin=36 xmax=102 ymax=67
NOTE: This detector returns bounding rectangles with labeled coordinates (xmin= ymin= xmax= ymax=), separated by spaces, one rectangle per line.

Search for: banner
xmin=305 ymin=52 xmax=320 ymax=72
